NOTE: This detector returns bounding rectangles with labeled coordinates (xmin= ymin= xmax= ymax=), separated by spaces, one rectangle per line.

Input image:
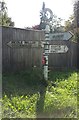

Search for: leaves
xmin=0 ymin=1 xmax=14 ymax=26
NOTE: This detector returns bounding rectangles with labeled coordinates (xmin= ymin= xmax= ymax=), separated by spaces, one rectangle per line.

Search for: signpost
xmin=41 ymin=2 xmax=53 ymax=81
xmin=49 ymin=45 xmax=68 ymax=53
xmin=7 ymin=41 xmax=43 ymax=48
xmin=7 ymin=2 xmax=73 ymax=82
xmin=49 ymin=31 xmax=73 ymax=40
xmin=43 ymin=25 xmax=50 ymax=81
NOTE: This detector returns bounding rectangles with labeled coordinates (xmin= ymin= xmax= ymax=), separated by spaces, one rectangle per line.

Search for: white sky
xmin=5 ymin=0 xmax=74 ymax=28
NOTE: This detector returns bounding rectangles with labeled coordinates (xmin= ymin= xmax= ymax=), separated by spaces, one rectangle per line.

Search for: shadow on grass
xmin=2 ymin=68 xmax=77 ymax=118
xmin=2 ymin=68 xmax=49 ymax=118
xmin=49 ymin=69 xmax=77 ymax=82
xmin=2 ymin=68 xmax=44 ymax=96
xmin=36 ymin=85 xmax=47 ymax=118
xmin=2 ymin=68 xmax=75 ymax=96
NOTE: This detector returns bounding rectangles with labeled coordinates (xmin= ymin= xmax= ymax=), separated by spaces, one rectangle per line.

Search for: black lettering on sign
xmin=7 ymin=40 xmax=42 ymax=48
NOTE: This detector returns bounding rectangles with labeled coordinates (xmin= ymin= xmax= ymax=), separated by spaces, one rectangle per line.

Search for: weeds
xmin=2 ymin=69 xmax=78 ymax=118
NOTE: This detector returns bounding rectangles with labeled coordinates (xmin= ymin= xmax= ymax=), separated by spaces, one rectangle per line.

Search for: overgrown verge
xmin=2 ymin=69 xmax=78 ymax=118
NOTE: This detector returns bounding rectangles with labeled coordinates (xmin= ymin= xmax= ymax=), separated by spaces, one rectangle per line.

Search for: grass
xmin=2 ymin=68 xmax=78 ymax=118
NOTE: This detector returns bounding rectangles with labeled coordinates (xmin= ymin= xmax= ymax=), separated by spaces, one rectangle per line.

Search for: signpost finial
xmin=42 ymin=2 xmax=45 ymax=10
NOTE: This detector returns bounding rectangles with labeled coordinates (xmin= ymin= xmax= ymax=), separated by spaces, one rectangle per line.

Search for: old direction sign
xmin=49 ymin=45 xmax=69 ymax=53
xmin=7 ymin=41 xmax=43 ymax=48
xmin=49 ymin=31 xmax=74 ymax=40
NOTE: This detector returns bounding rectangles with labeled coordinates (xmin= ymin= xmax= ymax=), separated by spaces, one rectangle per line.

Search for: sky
xmin=4 ymin=0 xmax=74 ymax=28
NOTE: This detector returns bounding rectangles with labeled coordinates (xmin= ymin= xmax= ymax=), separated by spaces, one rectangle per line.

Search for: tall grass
xmin=2 ymin=69 xmax=78 ymax=118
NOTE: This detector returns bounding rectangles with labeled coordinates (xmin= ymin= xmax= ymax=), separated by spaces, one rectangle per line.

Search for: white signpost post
xmin=41 ymin=2 xmax=53 ymax=81
xmin=49 ymin=31 xmax=74 ymax=41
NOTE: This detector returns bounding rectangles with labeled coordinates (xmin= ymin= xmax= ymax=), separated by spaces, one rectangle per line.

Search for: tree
xmin=32 ymin=25 xmax=40 ymax=30
xmin=50 ymin=15 xmax=64 ymax=33
xmin=64 ymin=15 xmax=75 ymax=31
xmin=0 ymin=1 xmax=14 ymax=26
xmin=74 ymin=0 xmax=79 ymax=69
xmin=74 ymin=0 xmax=79 ymax=27
xmin=64 ymin=0 xmax=79 ymax=42
xmin=74 ymin=0 xmax=79 ymax=42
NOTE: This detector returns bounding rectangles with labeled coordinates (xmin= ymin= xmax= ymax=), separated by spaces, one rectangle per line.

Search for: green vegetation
xmin=2 ymin=69 xmax=78 ymax=118
xmin=0 ymin=1 xmax=14 ymax=26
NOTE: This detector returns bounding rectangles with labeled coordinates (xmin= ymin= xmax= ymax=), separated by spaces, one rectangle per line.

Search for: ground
xmin=1 ymin=68 xmax=78 ymax=119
